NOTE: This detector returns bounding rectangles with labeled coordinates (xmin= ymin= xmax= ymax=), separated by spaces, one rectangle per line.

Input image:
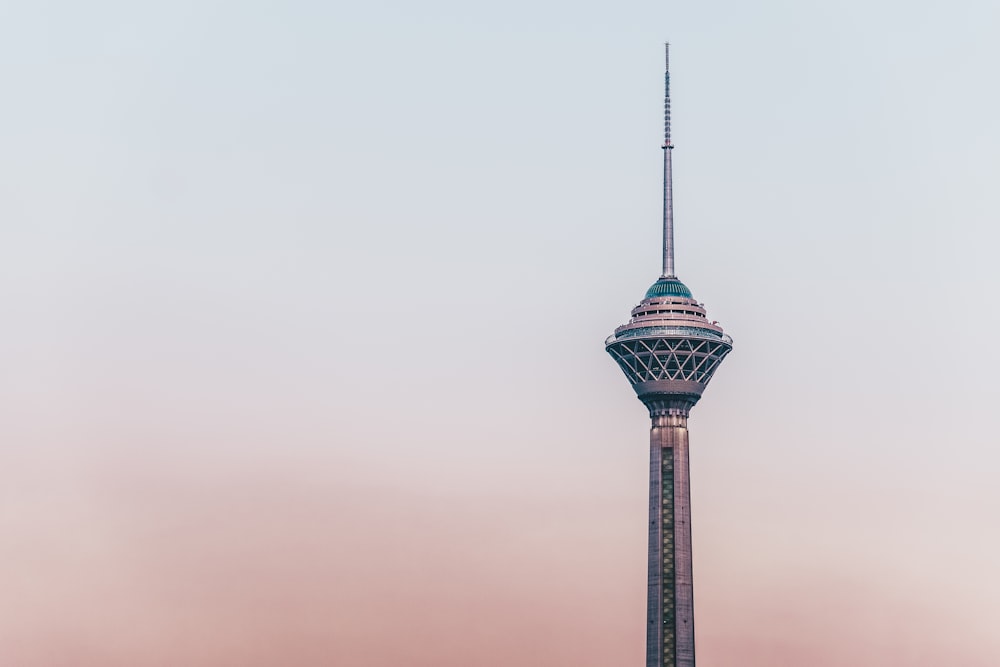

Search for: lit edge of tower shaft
xmin=605 ymin=44 xmax=732 ymax=667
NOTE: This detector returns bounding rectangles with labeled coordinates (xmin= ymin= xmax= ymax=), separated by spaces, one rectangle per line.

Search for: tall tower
xmin=605 ymin=45 xmax=732 ymax=667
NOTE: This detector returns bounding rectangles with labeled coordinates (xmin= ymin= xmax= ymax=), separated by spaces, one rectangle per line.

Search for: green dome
xmin=645 ymin=277 xmax=693 ymax=299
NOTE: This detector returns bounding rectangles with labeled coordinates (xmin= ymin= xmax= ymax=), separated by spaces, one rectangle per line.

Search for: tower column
xmin=645 ymin=397 xmax=697 ymax=667
xmin=605 ymin=45 xmax=731 ymax=667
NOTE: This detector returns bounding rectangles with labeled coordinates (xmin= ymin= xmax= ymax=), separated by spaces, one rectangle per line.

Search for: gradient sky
xmin=2 ymin=1 xmax=1000 ymax=665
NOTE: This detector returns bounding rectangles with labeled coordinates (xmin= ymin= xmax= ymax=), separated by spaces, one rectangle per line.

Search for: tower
xmin=604 ymin=45 xmax=732 ymax=667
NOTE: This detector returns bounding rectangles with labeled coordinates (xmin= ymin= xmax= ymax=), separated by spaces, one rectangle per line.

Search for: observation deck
xmin=605 ymin=277 xmax=732 ymax=404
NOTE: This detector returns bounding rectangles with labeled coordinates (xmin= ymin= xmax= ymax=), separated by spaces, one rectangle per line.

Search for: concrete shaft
xmin=645 ymin=398 xmax=696 ymax=667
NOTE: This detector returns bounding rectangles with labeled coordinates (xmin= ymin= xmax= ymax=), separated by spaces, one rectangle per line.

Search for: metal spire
xmin=662 ymin=42 xmax=675 ymax=279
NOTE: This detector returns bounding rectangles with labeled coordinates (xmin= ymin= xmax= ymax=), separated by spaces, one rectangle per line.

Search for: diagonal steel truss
xmin=606 ymin=337 xmax=730 ymax=386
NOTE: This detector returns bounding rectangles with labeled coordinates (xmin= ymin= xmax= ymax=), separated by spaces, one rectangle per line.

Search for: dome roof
xmin=644 ymin=277 xmax=693 ymax=300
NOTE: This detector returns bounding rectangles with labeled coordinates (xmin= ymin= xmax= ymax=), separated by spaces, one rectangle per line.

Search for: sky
xmin=2 ymin=1 xmax=1000 ymax=665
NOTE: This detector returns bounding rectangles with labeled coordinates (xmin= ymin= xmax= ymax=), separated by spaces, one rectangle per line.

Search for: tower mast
xmin=662 ymin=43 xmax=675 ymax=279
xmin=605 ymin=44 xmax=733 ymax=667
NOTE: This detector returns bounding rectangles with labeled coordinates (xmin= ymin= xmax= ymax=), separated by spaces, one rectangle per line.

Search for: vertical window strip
xmin=662 ymin=448 xmax=675 ymax=665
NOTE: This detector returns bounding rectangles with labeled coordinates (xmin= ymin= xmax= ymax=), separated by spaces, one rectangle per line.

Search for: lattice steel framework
xmin=607 ymin=336 xmax=730 ymax=386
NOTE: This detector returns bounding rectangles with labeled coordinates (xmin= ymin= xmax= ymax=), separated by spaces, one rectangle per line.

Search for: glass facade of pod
xmin=610 ymin=326 xmax=731 ymax=343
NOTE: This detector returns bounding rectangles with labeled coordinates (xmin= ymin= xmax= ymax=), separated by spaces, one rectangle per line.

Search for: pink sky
xmin=2 ymin=410 xmax=997 ymax=666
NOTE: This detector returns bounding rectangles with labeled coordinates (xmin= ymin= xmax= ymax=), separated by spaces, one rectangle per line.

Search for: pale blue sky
xmin=2 ymin=1 xmax=999 ymax=664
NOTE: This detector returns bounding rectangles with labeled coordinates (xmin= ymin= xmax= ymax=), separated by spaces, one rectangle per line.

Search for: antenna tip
xmin=664 ymin=42 xmax=670 ymax=69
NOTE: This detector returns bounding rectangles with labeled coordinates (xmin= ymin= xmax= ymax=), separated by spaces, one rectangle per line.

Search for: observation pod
xmin=605 ymin=276 xmax=732 ymax=406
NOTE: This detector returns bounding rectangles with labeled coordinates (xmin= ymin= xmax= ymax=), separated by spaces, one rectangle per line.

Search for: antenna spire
xmin=662 ymin=42 xmax=675 ymax=279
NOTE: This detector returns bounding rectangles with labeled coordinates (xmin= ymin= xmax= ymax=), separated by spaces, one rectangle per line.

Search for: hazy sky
xmin=2 ymin=1 xmax=1000 ymax=665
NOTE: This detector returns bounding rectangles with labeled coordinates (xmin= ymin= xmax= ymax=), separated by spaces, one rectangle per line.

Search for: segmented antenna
xmin=664 ymin=43 xmax=671 ymax=147
xmin=662 ymin=42 xmax=675 ymax=278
